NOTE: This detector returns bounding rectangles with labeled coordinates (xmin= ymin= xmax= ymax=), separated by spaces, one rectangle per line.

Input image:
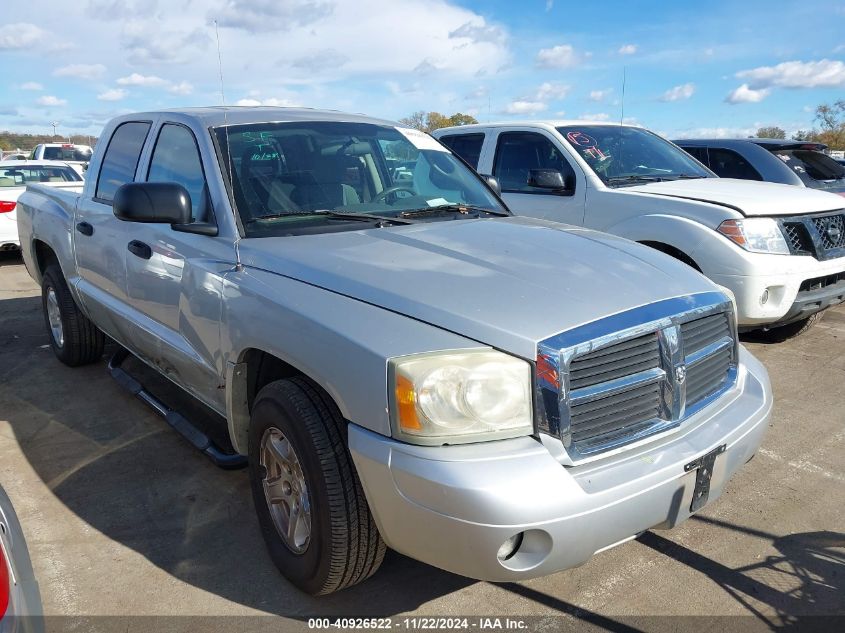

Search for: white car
xmin=434 ymin=121 xmax=845 ymax=339
xmin=0 ymin=161 xmax=82 ymax=250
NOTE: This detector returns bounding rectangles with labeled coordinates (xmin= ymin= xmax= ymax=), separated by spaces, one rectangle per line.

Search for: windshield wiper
xmin=247 ymin=210 xmax=414 ymax=225
xmin=606 ymin=175 xmax=669 ymax=186
xmin=673 ymin=173 xmax=707 ymax=180
xmin=399 ymin=204 xmax=509 ymax=218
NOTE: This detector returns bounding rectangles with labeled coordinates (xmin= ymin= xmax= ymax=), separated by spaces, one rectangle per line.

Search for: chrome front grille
xmin=682 ymin=313 xmax=733 ymax=410
xmin=779 ymin=211 xmax=845 ymax=260
xmin=536 ymin=292 xmax=738 ymax=462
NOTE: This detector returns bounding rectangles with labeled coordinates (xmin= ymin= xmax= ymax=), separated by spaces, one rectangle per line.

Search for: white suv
xmin=434 ymin=121 xmax=845 ymax=339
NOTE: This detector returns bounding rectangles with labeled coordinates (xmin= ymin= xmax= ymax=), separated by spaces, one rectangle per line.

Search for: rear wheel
xmin=757 ymin=311 xmax=825 ymax=342
xmin=41 ymin=263 xmax=104 ymax=366
xmin=248 ymin=377 xmax=385 ymax=595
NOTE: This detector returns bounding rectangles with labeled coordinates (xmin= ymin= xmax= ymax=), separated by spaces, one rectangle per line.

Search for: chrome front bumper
xmin=350 ymin=346 xmax=772 ymax=582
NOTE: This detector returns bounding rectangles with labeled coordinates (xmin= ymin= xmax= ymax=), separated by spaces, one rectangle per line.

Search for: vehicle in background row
xmin=0 ymin=161 xmax=83 ymax=250
xmin=17 ymin=107 xmax=771 ymax=594
xmin=1 ymin=484 xmax=44 ymax=633
xmin=674 ymin=138 xmax=845 ymax=196
xmin=434 ymin=122 xmax=845 ymax=340
xmin=29 ymin=144 xmax=93 ymax=176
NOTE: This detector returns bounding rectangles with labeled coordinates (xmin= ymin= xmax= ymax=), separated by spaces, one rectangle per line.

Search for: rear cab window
xmin=438 ymin=133 xmax=485 ymax=169
xmin=146 ymin=123 xmax=211 ymax=223
xmin=95 ymin=121 xmax=152 ymax=202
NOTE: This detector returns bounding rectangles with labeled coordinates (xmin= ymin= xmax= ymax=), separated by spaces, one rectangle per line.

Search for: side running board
xmin=108 ymin=348 xmax=248 ymax=470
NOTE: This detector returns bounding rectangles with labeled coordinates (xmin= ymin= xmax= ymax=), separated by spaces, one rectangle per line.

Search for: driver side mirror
xmin=113 ymin=182 xmax=192 ymax=224
xmin=481 ymin=174 xmax=501 ymax=196
xmin=527 ymin=168 xmax=573 ymax=194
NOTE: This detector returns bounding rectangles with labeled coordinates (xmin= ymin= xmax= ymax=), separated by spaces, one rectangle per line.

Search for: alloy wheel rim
xmin=260 ymin=427 xmax=311 ymax=554
xmin=46 ymin=287 xmax=64 ymax=348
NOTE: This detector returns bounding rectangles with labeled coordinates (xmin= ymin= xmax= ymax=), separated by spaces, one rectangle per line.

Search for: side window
xmin=493 ymin=132 xmax=575 ymax=193
xmin=439 ymin=134 xmax=485 ymax=169
xmin=147 ymin=124 xmax=210 ymax=222
xmin=707 ymin=148 xmax=763 ymax=181
xmin=96 ymin=122 xmax=151 ymax=202
xmin=681 ymin=146 xmax=709 ymax=166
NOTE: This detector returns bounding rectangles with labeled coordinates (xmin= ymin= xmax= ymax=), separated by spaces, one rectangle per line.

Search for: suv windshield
xmin=767 ymin=149 xmax=845 ymax=189
xmin=556 ymin=125 xmax=711 ymax=186
xmin=213 ymin=121 xmax=507 ymax=237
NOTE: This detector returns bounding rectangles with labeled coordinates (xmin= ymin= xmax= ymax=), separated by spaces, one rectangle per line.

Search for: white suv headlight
xmin=717 ymin=218 xmax=790 ymax=254
xmin=389 ymin=350 xmax=533 ymax=444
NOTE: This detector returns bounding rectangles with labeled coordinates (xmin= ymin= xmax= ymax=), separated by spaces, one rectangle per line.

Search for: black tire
xmin=41 ymin=263 xmax=104 ymax=366
xmin=248 ymin=377 xmax=385 ymax=595
xmin=757 ymin=311 xmax=825 ymax=342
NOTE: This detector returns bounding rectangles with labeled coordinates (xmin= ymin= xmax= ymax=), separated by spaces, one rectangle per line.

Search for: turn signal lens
xmin=395 ymin=375 xmax=422 ymax=432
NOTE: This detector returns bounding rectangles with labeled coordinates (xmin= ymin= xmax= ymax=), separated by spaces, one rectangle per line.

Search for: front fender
xmin=604 ymin=213 xmax=717 ymax=270
xmin=220 ymin=266 xmax=483 ymax=452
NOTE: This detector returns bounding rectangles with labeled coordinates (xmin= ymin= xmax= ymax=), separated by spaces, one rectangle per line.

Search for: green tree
xmin=813 ymin=100 xmax=845 ymax=150
xmin=399 ymin=111 xmax=478 ymax=133
xmin=756 ymin=126 xmax=786 ymax=139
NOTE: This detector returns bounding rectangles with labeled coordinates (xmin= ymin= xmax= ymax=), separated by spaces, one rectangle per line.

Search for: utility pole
xmin=51 ymin=121 xmax=60 ymax=138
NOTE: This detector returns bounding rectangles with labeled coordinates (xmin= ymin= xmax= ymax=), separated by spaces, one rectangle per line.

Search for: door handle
xmin=75 ymin=221 xmax=94 ymax=236
xmin=127 ymin=240 xmax=152 ymax=260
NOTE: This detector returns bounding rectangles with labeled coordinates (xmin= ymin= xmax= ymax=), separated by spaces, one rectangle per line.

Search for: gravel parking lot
xmin=1 ymin=250 xmax=843 ymax=630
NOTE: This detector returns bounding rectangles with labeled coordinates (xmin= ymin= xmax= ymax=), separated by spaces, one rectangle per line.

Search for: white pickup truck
xmin=434 ymin=122 xmax=845 ymax=339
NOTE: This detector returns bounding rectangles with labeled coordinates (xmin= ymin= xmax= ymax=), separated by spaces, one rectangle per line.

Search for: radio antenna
xmin=619 ymin=66 xmax=627 ymax=125
xmin=213 ymin=19 xmax=240 ymax=260
xmin=214 ymin=20 xmax=226 ymax=107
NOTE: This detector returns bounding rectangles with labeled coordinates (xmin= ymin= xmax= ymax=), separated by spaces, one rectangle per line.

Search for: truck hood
xmin=237 ymin=216 xmax=717 ymax=359
xmin=621 ymin=178 xmax=844 ymax=216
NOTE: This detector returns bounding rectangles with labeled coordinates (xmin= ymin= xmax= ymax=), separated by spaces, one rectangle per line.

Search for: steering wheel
xmin=373 ymin=185 xmax=417 ymax=203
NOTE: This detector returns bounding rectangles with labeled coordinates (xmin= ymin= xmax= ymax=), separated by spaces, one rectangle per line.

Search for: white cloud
xmin=465 ymin=86 xmax=489 ymax=100
xmin=503 ymin=100 xmax=547 ymax=115
xmin=589 ymin=89 xmax=612 ymax=102
xmin=618 ymin=44 xmax=638 ymax=55
xmin=534 ymin=82 xmax=570 ymax=101
xmin=725 ymin=83 xmax=771 ymax=104
xmin=659 ymin=82 xmax=695 ymax=102
xmin=449 ymin=20 xmax=507 ymax=46
xmin=168 ymin=81 xmax=194 ymax=95
xmin=234 ymin=97 xmax=300 ymax=107
xmin=536 ymin=44 xmax=585 ymax=69
xmin=672 ymin=126 xmax=757 ymax=139
xmin=736 ymin=59 xmax=845 ymax=89
xmin=36 ymin=95 xmax=67 ymax=107
xmin=97 ymin=88 xmax=128 ymax=101
xmin=116 ymin=73 xmax=168 ymax=87
xmin=213 ymin=0 xmax=333 ymax=32
xmin=54 ymin=64 xmax=107 ymax=81
xmin=545 ymin=0 xmax=554 ymax=10
xmin=578 ymin=112 xmax=610 ymax=121
xmin=0 ymin=23 xmax=44 ymax=50
xmin=19 ymin=82 xmax=44 ymax=91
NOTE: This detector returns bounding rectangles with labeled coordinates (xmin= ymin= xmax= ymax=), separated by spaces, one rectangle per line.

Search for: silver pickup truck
xmin=16 ymin=107 xmax=772 ymax=595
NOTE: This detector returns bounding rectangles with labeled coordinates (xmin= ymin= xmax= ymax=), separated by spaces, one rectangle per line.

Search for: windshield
xmin=0 ymin=164 xmax=82 ymax=186
xmin=767 ymin=149 xmax=845 ymax=188
xmin=42 ymin=146 xmax=93 ymax=162
xmin=213 ymin=121 xmax=507 ymax=237
xmin=556 ymin=125 xmax=712 ymax=185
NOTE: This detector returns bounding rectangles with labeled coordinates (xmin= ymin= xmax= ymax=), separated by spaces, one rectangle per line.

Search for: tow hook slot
xmin=684 ymin=443 xmax=726 ymax=513
xmin=108 ymin=348 xmax=247 ymax=469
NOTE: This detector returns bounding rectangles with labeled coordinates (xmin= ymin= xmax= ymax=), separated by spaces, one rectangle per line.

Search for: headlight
xmin=717 ymin=218 xmax=789 ymax=254
xmin=390 ymin=350 xmax=533 ymax=444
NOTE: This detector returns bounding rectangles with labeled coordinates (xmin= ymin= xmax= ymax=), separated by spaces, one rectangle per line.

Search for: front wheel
xmin=756 ymin=311 xmax=825 ymax=342
xmin=248 ymin=377 xmax=385 ymax=595
xmin=41 ymin=263 xmax=104 ymax=366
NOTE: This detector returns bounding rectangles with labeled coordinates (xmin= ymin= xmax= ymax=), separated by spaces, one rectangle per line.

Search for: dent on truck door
xmin=74 ymin=121 xmax=151 ymax=339
xmin=122 ymin=122 xmax=236 ymax=412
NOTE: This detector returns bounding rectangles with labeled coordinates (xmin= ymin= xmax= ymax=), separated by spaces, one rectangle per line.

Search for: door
xmin=492 ymin=130 xmax=587 ymax=225
xmin=122 ymin=122 xmax=237 ymax=411
xmin=74 ymin=120 xmax=151 ymax=340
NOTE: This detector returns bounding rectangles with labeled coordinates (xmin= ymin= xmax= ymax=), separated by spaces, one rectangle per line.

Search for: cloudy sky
xmin=1 ymin=0 xmax=844 ymax=139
